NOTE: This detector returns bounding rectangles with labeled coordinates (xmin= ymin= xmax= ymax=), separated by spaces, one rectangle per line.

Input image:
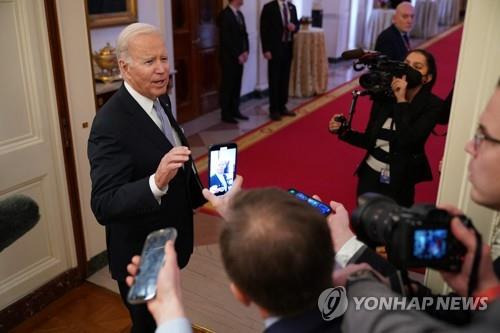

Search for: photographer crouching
xmin=330 ymin=49 xmax=442 ymax=207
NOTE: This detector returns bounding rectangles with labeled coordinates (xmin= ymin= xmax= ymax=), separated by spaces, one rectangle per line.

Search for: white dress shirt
xmin=124 ymin=81 xmax=175 ymax=203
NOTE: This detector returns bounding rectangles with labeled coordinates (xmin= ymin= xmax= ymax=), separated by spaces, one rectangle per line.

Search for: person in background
xmin=329 ymin=49 xmax=442 ymax=207
xmin=260 ymin=0 xmax=299 ymax=121
xmin=217 ymin=0 xmax=249 ymax=124
xmin=375 ymin=2 xmax=415 ymax=61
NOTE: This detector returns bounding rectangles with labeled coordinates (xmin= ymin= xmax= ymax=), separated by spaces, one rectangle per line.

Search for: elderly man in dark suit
xmin=260 ymin=0 xmax=299 ymax=121
xmin=218 ymin=0 xmax=249 ymax=124
xmin=87 ymin=23 xmax=205 ymax=333
xmin=375 ymin=1 xmax=415 ymax=61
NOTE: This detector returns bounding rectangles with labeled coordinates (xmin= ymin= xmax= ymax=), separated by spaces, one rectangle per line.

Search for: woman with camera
xmin=329 ymin=49 xmax=442 ymax=207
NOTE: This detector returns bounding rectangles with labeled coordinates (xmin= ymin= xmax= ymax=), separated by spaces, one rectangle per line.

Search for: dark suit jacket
xmin=265 ymin=308 xmax=341 ymax=333
xmin=209 ymin=174 xmax=230 ymax=192
xmin=260 ymin=0 xmax=299 ymax=57
xmin=88 ymin=85 xmax=206 ymax=280
xmin=375 ymin=24 xmax=409 ymax=61
xmin=218 ymin=6 xmax=249 ymax=64
xmin=340 ymin=88 xmax=442 ymax=187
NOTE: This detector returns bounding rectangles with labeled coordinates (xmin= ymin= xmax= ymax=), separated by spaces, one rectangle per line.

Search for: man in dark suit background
xmin=218 ymin=0 xmax=249 ymax=124
xmin=88 ymin=23 xmax=205 ymax=333
xmin=375 ymin=1 xmax=415 ymax=61
xmin=260 ymin=0 xmax=299 ymax=121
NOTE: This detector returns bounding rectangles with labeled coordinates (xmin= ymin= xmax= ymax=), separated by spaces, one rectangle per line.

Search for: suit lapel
xmin=117 ymin=85 xmax=173 ymax=152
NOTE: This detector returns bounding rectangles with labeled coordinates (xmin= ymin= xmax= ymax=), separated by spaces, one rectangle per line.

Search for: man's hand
xmin=439 ymin=217 xmax=499 ymax=296
xmin=391 ymin=75 xmax=408 ymax=103
xmin=154 ymin=146 xmax=191 ymax=189
xmin=238 ymin=52 xmax=248 ymax=64
xmin=287 ymin=23 xmax=296 ymax=32
xmin=263 ymin=52 xmax=272 ymax=60
xmin=327 ymin=201 xmax=355 ymax=252
xmin=126 ymin=241 xmax=186 ymax=325
xmin=311 ymin=196 xmax=354 ymax=252
xmin=202 ymin=175 xmax=243 ymax=220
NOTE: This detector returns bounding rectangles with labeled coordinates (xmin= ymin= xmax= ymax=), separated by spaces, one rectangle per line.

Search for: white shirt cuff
xmin=155 ymin=317 xmax=192 ymax=333
xmin=149 ymin=174 xmax=168 ymax=204
xmin=335 ymin=236 xmax=365 ymax=268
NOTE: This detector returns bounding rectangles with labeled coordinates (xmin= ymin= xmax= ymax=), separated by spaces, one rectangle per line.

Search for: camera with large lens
xmin=351 ymin=193 xmax=469 ymax=272
xmin=351 ymin=52 xmax=422 ymax=97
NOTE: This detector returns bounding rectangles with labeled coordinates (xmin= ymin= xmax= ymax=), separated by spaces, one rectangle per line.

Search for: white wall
xmin=323 ymin=0 xmax=351 ymax=58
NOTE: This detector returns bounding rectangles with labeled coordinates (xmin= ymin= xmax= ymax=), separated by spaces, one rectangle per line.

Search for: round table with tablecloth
xmin=289 ymin=27 xmax=328 ymax=98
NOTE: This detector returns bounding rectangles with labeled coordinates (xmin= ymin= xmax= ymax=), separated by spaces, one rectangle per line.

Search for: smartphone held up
xmin=127 ymin=228 xmax=177 ymax=304
xmin=288 ymin=188 xmax=332 ymax=216
xmin=208 ymin=142 xmax=237 ymax=196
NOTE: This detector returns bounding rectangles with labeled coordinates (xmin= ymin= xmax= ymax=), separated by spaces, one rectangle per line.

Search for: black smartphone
xmin=208 ymin=142 xmax=237 ymax=196
xmin=288 ymin=188 xmax=332 ymax=216
xmin=127 ymin=228 xmax=177 ymax=304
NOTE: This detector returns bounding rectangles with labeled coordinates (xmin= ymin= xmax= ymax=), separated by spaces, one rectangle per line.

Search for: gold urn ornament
xmin=93 ymin=43 xmax=120 ymax=83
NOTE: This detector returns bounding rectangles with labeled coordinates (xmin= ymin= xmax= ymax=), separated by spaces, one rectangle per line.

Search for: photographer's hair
xmin=220 ymin=188 xmax=335 ymax=316
xmin=407 ymin=49 xmax=437 ymax=90
xmin=116 ymin=23 xmax=162 ymax=63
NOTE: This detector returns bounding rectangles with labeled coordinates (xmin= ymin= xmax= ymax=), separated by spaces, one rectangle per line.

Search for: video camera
xmin=351 ymin=193 xmax=470 ymax=272
xmin=341 ymin=49 xmax=422 ymax=97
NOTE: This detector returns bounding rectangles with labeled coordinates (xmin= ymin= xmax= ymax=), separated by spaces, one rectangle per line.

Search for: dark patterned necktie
xmin=282 ymin=2 xmax=289 ymax=42
xmin=403 ymin=33 xmax=411 ymax=51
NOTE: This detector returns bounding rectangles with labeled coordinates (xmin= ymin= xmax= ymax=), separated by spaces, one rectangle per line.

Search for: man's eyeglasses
xmin=473 ymin=125 xmax=500 ymax=151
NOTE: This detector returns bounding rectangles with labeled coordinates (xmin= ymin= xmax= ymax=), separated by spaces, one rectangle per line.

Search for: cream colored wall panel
xmin=55 ymin=0 xmax=105 ymax=260
xmin=0 ymin=0 xmax=76 ymax=309
xmin=0 ymin=2 xmax=31 ymax=143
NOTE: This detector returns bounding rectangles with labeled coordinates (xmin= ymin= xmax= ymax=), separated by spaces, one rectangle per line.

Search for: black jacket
xmin=265 ymin=308 xmax=341 ymax=333
xmin=218 ymin=6 xmax=249 ymax=64
xmin=88 ymin=85 xmax=206 ymax=280
xmin=340 ymin=88 xmax=442 ymax=186
xmin=375 ymin=24 xmax=409 ymax=61
xmin=260 ymin=0 xmax=299 ymax=57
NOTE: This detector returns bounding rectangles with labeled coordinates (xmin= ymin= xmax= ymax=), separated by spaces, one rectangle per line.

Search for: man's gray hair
xmin=116 ymin=23 xmax=162 ymax=63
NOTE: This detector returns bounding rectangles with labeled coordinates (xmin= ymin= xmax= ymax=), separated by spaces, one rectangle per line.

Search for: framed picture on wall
xmin=86 ymin=0 xmax=138 ymax=28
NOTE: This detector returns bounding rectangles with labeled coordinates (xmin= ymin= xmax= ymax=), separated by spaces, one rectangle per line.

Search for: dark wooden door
xmin=172 ymin=0 xmax=222 ymax=123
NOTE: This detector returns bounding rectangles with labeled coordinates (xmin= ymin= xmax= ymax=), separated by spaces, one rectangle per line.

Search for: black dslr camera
xmin=351 ymin=193 xmax=470 ymax=272
xmin=342 ymin=49 xmax=422 ymax=97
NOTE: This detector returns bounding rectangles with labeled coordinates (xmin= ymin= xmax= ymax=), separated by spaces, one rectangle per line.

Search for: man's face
xmin=119 ymin=33 xmax=169 ymax=100
xmin=216 ymin=160 xmax=227 ymax=174
xmin=465 ymin=89 xmax=500 ymax=210
xmin=393 ymin=4 xmax=415 ymax=33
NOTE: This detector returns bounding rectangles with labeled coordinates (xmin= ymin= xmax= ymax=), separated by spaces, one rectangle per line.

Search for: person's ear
xmin=229 ymin=282 xmax=252 ymax=307
xmin=118 ymin=58 xmax=129 ymax=76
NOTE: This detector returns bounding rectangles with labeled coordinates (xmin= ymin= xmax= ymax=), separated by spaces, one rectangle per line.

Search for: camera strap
xmin=467 ymin=229 xmax=483 ymax=297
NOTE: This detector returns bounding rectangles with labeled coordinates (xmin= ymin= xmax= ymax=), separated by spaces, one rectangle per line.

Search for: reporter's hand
xmin=391 ymin=75 xmax=408 ymax=102
xmin=263 ymin=52 xmax=272 ymax=60
xmin=311 ymin=195 xmax=354 ymax=252
xmin=327 ymin=201 xmax=355 ymax=252
xmin=154 ymin=146 xmax=191 ymax=189
xmin=287 ymin=23 xmax=296 ymax=31
xmin=328 ymin=114 xmax=345 ymax=134
xmin=202 ymin=175 xmax=243 ymax=220
xmin=439 ymin=218 xmax=499 ymax=296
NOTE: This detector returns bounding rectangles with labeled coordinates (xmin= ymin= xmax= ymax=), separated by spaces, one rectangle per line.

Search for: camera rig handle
xmin=340 ymin=89 xmax=370 ymax=131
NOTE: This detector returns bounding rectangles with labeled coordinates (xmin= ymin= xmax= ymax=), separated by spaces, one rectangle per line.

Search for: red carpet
xmin=197 ymin=26 xmax=462 ymax=214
